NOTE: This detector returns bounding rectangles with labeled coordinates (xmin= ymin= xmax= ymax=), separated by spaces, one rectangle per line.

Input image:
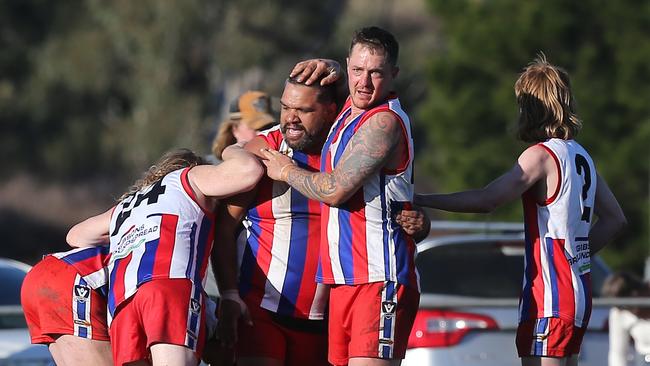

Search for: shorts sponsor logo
xmin=382 ymin=301 xmax=396 ymax=314
xmin=378 ymin=338 xmax=394 ymax=345
xmin=190 ymin=299 xmax=201 ymax=314
xmin=74 ymin=285 xmax=91 ymax=300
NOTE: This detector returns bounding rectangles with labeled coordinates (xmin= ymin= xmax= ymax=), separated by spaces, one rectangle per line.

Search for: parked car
xmin=403 ymin=221 xmax=611 ymax=366
xmin=0 ymin=258 xmax=54 ymax=366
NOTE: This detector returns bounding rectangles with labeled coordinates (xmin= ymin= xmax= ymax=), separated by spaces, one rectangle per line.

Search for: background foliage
xmin=1 ymin=0 xmax=647 ymax=271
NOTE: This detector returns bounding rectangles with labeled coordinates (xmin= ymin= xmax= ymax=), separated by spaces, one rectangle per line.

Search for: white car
xmin=0 ymin=258 xmax=54 ymax=365
xmin=403 ymin=221 xmax=611 ymax=366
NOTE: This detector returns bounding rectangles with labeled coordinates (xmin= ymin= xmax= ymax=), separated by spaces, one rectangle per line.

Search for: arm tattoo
xmin=284 ymin=112 xmax=401 ymax=204
xmin=285 ymin=167 xmax=338 ymax=201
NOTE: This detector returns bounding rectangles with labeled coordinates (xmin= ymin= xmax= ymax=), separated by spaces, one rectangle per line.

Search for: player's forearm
xmin=66 ymin=209 xmax=112 ymax=247
xmin=414 ymin=190 xmax=498 ymax=214
xmin=213 ymin=218 xmax=241 ymax=292
xmin=213 ymin=239 xmax=238 ymax=292
xmin=66 ymin=231 xmax=108 ymax=248
xmin=283 ymin=164 xmax=348 ymax=206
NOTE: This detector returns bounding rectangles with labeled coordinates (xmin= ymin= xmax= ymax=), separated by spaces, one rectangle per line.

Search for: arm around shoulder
xmin=191 ymin=147 xmax=264 ymax=199
xmin=414 ymin=146 xmax=549 ymax=213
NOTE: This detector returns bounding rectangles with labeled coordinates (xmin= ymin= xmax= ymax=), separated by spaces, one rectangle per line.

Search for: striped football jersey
xmin=519 ymin=138 xmax=597 ymax=327
xmin=317 ymin=96 xmax=419 ymax=289
xmin=51 ymin=245 xmax=111 ymax=295
xmin=239 ymin=126 xmax=329 ymax=320
xmin=107 ymin=168 xmax=214 ymax=318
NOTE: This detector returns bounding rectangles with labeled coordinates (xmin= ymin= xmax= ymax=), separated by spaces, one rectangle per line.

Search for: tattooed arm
xmin=261 ymin=111 xmax=403 ymax=206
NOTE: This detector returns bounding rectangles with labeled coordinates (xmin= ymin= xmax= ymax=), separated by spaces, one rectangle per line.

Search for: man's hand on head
xmin=290 ymin=59 xmax=342 ymax=86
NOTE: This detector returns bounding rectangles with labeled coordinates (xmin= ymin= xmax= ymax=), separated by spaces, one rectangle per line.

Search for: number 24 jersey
xmin=107 ymin=168 xmax=215 ymax=318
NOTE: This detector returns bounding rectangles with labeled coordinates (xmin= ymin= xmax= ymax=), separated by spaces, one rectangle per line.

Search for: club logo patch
xmin=74 ymin=285 xmax=90 ymax=301
xmin=190 ymin=299 xmax=201 ymax=314
xmin=382 ymin=301 xmax=396 ymax=314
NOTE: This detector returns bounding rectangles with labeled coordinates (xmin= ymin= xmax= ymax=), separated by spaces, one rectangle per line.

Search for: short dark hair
xmin=349 ymin=26 xmax=399 ymax=67
xmin=286 ymin=76 xmax=337 ymax=105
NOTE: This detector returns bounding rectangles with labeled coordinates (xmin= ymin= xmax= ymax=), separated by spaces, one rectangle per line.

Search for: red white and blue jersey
xmin=107 ymin=168 xmax=215 ymax=319
xmin=239 ymin=126 xmax=328 ymax=320
xmin=519 ymin=139 xmax=597 ymax=327
xmin=317 ymin=96 xmax=419 ymax=289
xmin=51 ymin=246 xmax=111 ymax=295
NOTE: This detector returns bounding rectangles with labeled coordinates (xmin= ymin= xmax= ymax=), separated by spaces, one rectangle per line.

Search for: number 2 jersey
xmin=239 ymin=126 xmax=328 ymax=320
xmin=520 ymin=138 xmax=597 ymax=327
xmin=107 ymin=168 xmax=214 ymax=319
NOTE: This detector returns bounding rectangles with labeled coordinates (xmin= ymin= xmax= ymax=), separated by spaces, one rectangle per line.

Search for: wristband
xmin=220 ymin=289 xmax=247 ymax=316
xmin=280 ymin=164 xmax=293 ymax=181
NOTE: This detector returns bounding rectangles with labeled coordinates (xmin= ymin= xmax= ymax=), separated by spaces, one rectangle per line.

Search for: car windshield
xmin=0 ymin=260 xmax=29 ymax=329
xmin=0 ymin=263 xmax=27 ymax=306
xmin=416 ymin=239 xmax=609 ymax=298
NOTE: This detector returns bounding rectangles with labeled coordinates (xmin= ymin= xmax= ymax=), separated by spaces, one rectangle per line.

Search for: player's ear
xmin=327 ymin=101 xmax=337 ymax=117
xmin=391 ymin=65 xmax=399 ymax=79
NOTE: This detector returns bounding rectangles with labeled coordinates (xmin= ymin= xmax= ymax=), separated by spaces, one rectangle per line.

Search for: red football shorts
xmin=516 ymin=317 xmax=586 ymax=357
xmin=327 ymin=281 xmax=420 ymax=366
xmin=237 ymin=299 xmax=328 ymax=366
xmin=109 ymin=278 xmax=206 ymax=366
xmin=21 ymin=255 xmax=109 ymax=344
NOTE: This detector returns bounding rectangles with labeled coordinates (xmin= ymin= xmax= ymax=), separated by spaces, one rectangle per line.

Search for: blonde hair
xmin=119 ymin=148 xmax=204 ymax=201
xmin=514 ymin=53 xmax=582 ymax=143
xmin=211 ymin=120 xmax=238 ymax=160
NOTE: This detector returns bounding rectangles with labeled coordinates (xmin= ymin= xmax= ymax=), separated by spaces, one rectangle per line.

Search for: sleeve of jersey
xmin=262 ymin=129 xmax=283 ymax=150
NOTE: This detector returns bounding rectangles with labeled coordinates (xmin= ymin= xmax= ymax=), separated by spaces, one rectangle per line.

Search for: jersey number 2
xmin=574 ymin=154 xmax=591 ymax=222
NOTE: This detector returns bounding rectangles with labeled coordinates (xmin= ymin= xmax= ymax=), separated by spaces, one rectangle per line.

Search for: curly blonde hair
xmin=119 ymin=148 xmax=205 ymax=201
xmin=514 ymin=53 xmax=582 ymax=143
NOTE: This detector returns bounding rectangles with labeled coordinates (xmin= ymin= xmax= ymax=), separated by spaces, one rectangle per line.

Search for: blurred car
xmin=403 ymin=221 xmax=611 ymax=366
xmin=0 ymin=258 xmax=54 ymax=366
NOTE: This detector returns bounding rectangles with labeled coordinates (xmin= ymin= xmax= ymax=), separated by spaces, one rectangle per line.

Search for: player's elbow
xmin=66 ymin=227 xmax=83 ymax=248
xmin=477 ymin=195 xmax=500 ymax=214
xmin=322 ymin=190 xmax=350 ymax=207
xmin=611 ymin=212 xmax=628 ymax=236
xmin=603 ymin=204 xmax=628 ymax=235
xmin=238 ymin=159 xmax=264 ymax=192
